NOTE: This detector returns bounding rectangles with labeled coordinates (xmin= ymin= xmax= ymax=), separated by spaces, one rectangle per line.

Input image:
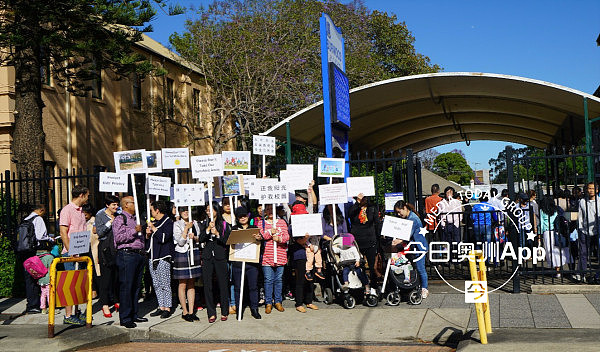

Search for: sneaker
xmin=160 ymin=310 xmax=171 ymax=319
xmin=42 ymin=308 xmax=48 ymax=314
xmin=305 ymin=271 xmax=314 ymax=281
xmin=403 ymin=278 xmax=410 ymax=284
xmin=315 ymin=270 xmax=325 ymax=280
xmin=421 ymin=288 xmax=429 ymax=299
xmin=63 ymin=315 xmax=85 ymax=326
xmin=341 ymin=282 xmax=349 ymax=291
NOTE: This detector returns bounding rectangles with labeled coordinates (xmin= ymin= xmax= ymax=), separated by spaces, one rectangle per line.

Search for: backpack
xmin=23 ymin=253 xmax=51 ymax=280
xmin=16 ymin=215 xmax=39 ymax=252
xmin=553 ymin=207 xmax=569 ymax=248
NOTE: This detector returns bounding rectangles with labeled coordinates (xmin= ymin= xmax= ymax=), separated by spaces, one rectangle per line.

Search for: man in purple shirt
xmin=113 ymin=195 xmax=145 ymax=328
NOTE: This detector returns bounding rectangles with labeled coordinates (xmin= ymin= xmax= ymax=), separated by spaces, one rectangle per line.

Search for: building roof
xmin=135 ymin=34 xmax=201 ymax=75
xmin=420 ymin=168 xmax=466 ymax=196
xmin=263 ymin=72 xmax=600 ymax=152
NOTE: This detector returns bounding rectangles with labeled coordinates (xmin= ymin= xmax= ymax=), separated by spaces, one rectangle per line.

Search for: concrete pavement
xmin=2 ymin=288 xmax=600 ymax=351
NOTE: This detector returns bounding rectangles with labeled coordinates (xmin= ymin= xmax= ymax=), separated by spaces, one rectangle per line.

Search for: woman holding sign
xmin=258 ymin=204 xmax=289 ymax=314
xmin=198 ymin=201 xmax=232 ymax=323
xmin=173 ymin=207 xmax=202 ymax=322
xmin=394 ymin=200 xmax=429 ymax=299
xmin=231 ymin=207 xmax=262 ymax=319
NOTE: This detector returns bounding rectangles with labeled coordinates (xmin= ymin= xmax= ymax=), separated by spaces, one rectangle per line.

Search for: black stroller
xmin=322 ymin=233 xmax=378 ymax=308
xmin=381 ymin=241 xmax=422 ymax=305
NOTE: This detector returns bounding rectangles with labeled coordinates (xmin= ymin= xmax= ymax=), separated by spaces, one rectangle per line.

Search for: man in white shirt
xmin=21 ymin=204 xmax=49 ymax=314
xmin=24 ymin=204 xmax=50 ymax=243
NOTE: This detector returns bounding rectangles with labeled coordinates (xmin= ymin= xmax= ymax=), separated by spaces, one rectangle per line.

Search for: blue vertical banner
xmin=320 ymin=13 xmax=350 ymax=178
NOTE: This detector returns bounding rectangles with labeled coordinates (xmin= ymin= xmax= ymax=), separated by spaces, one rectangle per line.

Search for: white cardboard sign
xmin=291 ymin=213 xmax=323 ymax=237
xmin=249 ymin=178 xmax=277 ymax=200
xmin=99 ymin=172 xmax=128 ymax=193
xmin=381 ymin=215 xmax=413 ymax=240
xmin=173 ymin=184 xmax=206 ymax=206
xmin=258 ymin=182 xmax=289 ymax=204
xmin=242 ymin=175 xmax=256 ymax=195
xmin=147 ymin=175 xmax=171 ymax=196
xmin=318 ymin=183 xmax=348 ymax=205
xmin=191 ymin=154 xmax=223 ymax=179
xmin=346 ymin=176 xmax=376 ymax=197
xmin=161 ymin=148 xmax=190 ymax=169
xmin=253 ymin=135 xmax=276 ymax=156
xmin=280 ymin=169 xmax=312 ymax=191
xmin=69 ymin=231 xmax=91 ymax=256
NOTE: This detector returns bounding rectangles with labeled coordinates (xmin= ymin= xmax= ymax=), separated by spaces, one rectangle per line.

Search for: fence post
xmin=406 ymin=149 xmax=416 ymax=206
xmin=415 ymin=157 xmax=423 ymax=215
xmin=505 ymin=146 xmax=520 ymax=293
xmin=4 ymin=170 xmax=11 ymax=237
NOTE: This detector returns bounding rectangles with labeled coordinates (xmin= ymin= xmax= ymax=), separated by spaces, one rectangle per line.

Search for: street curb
xmin=531 ymin=285 xmax=600 ymax=294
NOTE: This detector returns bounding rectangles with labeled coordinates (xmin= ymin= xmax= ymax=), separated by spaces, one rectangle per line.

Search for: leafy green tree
xmin=432 ymin=152 xmax=473 ymax=185
xmin=170 ymin=0 xmax=441 ymax=151
xmin=0 ymin=0 xmax=181 ymax=180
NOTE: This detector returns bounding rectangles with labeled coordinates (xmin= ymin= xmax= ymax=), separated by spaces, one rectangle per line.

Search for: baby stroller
xmin=322 ymin=233 xmax=379 ymax=309
xmin=381 ymin=241 xmax=422 ymax=306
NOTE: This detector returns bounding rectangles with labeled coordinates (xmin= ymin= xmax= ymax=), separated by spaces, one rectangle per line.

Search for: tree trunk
xmin=12 ymin=46 xmax=46 ymax=205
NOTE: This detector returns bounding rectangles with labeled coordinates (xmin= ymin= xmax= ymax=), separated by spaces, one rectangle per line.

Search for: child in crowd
xmin=391 ymin=240 xmax=411 ymax=283
xmin=39 ymin=245 xmax=60 ymax=313
xmin=332 ymin=233 xmax=369 ymax=293
xmin=291 ymin=202 xmax=325 ymax=281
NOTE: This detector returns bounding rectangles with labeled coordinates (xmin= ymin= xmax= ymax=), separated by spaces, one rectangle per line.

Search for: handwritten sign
xmin=318 ymin=183 xmax=348 ymax=204
xmin=191 ymin=154 xmax=223 ymax=179
xmin=147 ymin=175 xmax=171 ymax=196
xmin=242 ymin=175 xmax=256 ymax=195
xmin=346 ymin=176 xmax=375 ymax=197
xmin=161 ymin=148 xmax=190 ymax=169
xmin=280 ymin=169 xmax=312 ymax=191
xmin=291 ymin=213 xmax=323 ymax=237
xmin=253 ymin=135 xmax=276 ymax=156
xmin=99 ymin=172 xmax=128 ymax=193
xmin=69 ymin=231 xmax=91 ymax=256
xmin=249 ymin=178 xmax=277 ymax=200
xmin=173 ymin=184 xmax=206 ymax=206
xmin=258 ymin=181 xmax=289 ymax=204
xmin=381 ymin=215 xmax=413 ymax=240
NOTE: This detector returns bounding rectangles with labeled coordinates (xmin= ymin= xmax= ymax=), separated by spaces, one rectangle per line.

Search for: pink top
xmin=59 ymin=202 xmax=87 ymax=254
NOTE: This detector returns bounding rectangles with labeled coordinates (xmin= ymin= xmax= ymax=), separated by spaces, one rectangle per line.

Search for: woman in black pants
xmin=289 ymin=203 xmax=319 ymax=313
xmin=198 ymin=201 xmax=231 ymax=323
xmin=231 ymin=207 xmax=262 ymax=319
xmin=348 ymin=193 xmax=380 ymax=291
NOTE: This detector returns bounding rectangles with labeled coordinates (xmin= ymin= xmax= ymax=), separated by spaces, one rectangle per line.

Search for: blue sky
xmin=146 ymin=0 xmax=600 ymax=169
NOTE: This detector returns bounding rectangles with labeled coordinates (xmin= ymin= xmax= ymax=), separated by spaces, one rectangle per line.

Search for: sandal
xmin=208 ymin=316 xmax=216 ymax=323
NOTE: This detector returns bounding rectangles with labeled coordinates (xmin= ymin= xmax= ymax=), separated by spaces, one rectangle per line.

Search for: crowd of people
xmin=18 ymin=182 xmax=430 ymax=328
xmin=18 ymin=180 xmax=600 ymax=328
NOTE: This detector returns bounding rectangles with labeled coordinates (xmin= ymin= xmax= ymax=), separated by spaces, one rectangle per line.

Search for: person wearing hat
xmin=231 ymin=207 xmax=262 ymax=319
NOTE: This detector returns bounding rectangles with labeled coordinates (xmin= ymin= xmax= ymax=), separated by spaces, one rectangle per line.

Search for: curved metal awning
xmin=262 ymin=72 xmax=600 ymax=152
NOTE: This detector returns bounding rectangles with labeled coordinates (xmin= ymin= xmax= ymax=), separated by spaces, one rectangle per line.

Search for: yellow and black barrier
xmin=468 ymin=250 xmax=492 ymax=344
xmin=48 ymin=256 xmax=93 ymax=338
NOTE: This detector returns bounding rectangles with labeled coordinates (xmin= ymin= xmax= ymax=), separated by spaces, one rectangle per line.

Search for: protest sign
xmin=222 ymin=151 xmax=251 ymax=172
xmin=290 ymin=213 xmax=323 ymax=237
xmin=253 ymin=135 xmax=276 ymax=156
xmin=147 ymin=175 xmax=171 ymax=196
xmin=114 ymin=150 xmax=147 ymax=174
xmin=99 ymin=172 xmax=128 ymax=193
xmin=346 ymin=176 xmax=375 ymax=197
xmin=381 ymin=215 xmax=413 ymax=240
xmin=280 ymin=169 xmax=312 ymax=191
xmin=318 ymin=158 xmax=345 ymax=178
xmin=249 ymin=178 xmax=277 ymax=200
xmin=173 ymin=184 xmax=206 ymax=206
xmin=223 ymin=175 xmax=242 ymax=197
xmin=191 ymin=154 xmax=223 ymax=179
xmin=318 ymin=183 xmax=348 ymax=204
xmin=385 ymin=192 xmax=404 ymax=212
xmin=145 ymin=150 xmax=162 ymax=173
xmin=69 ymin=231 xmax=91 ymax=256
xmin=161 ymin=148 xmax=190 ymax=169
xmin=258 ymin=182 xmax=289 ymax=204
xmin=241 ymin=175 xmax=256 ymax=195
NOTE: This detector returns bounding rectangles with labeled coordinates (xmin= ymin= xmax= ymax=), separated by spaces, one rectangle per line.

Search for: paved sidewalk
xmin=2 ymin=290 xmax=600 ymax=351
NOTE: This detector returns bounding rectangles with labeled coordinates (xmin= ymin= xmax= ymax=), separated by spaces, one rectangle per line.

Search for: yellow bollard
xmin=468 ymin=250 xmax=492 ymax=344
xmin=47 ymin=256 xmax=93 ymax=338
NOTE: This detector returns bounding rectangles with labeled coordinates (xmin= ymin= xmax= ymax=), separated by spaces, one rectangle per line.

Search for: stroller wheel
xmin=343 ymin=296 xmax=356 ymax=309
xmin=323 ymin=288 xmax=334 ymax=305
xmin=386 ymin=291 xmax=401 ymax=306
xmin=409 ymin=290 xmax=422 ymax=305
xmin=364 ymin=294 xmax=378 ymax=307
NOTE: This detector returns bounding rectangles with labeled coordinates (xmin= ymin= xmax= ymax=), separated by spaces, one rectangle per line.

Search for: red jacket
xmin=260 ymin=219 xmax=289 ymax=266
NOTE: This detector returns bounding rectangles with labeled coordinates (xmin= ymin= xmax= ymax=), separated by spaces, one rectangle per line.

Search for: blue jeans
xmin=229 ymin=263 xmax=236 ymax=307
xmin=62 ymin=252 xmax=76 ymax=271
xmin=474 ymin=225 xmax=493 ymax=245
xmin=262 ymin=265 xmax=284 ymax=305
xmin=414 ymin=256 xmax=428 ymax=289
xmin=342 ymin=266 xmax=369 ymax=286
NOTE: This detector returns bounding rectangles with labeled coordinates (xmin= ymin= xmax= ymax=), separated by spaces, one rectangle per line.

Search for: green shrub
xmin=0 ymin=234 xmax=19 ymax=297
